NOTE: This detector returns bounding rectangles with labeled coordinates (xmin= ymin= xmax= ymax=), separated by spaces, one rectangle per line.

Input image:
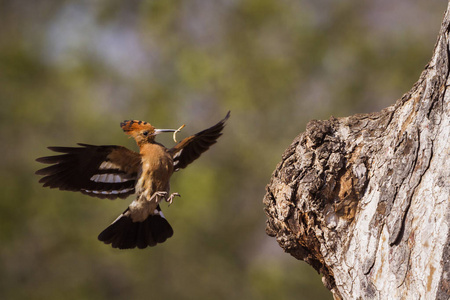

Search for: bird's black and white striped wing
xmin=36 ymin=143 xmax=141 ymax=199
xmin=169 ymin=111 xmax=230 ymax=171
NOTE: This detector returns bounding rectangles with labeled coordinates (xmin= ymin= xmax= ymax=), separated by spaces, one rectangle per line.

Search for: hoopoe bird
xmin=36 ymin=112 xmax=230 ymax=249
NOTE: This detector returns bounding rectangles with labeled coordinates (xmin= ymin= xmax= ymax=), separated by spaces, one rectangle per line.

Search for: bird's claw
xmin=166 ymin=193 xmax=180 ymax=206
xmin=149 ymin=191 xmax=167 ymax=202
xmin=149 ymin=191 xmax=180 ymax=206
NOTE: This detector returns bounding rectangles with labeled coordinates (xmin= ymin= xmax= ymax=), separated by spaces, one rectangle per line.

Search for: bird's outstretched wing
xmin=169 ymin=111 xmax=230 ymax=171
xmin=36 ymin=143 xmax=141 ymax=199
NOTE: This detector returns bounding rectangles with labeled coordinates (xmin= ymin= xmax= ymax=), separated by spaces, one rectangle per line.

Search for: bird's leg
xmin=166 ymin=193 xmax=181 ymax=206
xmin=149 ymin=191 xmax=167 ymax=203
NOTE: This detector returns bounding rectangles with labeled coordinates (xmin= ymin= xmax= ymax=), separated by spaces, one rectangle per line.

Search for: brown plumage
xmin=36 ymin=111 xmax=230 ymax=249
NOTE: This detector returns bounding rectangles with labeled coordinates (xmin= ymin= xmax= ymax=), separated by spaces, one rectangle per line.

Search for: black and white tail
xmin=98 ymin=208 xmax=173 ymax=249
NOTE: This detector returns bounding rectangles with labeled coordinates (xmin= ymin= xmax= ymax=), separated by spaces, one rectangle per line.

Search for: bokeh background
xmin=0 ymin=0 xmax=447 ymax=299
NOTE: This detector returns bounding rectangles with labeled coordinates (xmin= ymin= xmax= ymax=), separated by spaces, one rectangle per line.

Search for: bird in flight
xmin=36 ymin=111 xmax=230 ymax=249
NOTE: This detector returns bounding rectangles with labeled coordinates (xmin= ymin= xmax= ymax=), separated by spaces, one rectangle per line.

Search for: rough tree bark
xmin=263 ymin=4 xmax=450 ymax=300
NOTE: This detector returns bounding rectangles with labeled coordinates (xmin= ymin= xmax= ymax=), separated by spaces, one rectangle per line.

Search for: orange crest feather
xmin=120 ymin=120 xmax=155 ymax=134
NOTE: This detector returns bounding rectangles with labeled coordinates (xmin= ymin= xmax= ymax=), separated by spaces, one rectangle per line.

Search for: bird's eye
xmin=142 ymin=131 xmax=149 ymax=136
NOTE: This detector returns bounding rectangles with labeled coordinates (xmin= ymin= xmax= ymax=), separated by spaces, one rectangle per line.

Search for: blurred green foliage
xmin=0 ymin=0 xmax=446 ymax=299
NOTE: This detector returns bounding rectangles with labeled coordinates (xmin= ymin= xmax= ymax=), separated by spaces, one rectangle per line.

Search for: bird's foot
xmin=149 ymin=191 xmax=167 ymax=202
xmin=166 ymin=193 xmax=180 ymax=206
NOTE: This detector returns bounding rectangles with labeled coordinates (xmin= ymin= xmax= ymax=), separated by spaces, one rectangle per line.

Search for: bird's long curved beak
xmin=154 ymin=129 xmax=177 ymax=135
xmin=155 ymin=124 xmax=186 ymax=142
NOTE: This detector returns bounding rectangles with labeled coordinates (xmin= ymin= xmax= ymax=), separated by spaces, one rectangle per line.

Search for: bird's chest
xmin=135 ymin=146 xmax=173 ymax=197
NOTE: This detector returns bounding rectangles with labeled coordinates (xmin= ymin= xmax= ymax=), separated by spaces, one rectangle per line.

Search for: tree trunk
xmin=263 ymin=3 xmax=450 ymax=300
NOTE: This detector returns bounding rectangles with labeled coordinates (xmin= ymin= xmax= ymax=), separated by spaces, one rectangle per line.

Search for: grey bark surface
xmin=264 ymin=3 xmax=450 ymax=300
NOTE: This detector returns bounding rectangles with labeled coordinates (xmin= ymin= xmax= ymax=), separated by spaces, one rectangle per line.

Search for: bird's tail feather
xmin=98 ymin=211 xmax=173 ymax=249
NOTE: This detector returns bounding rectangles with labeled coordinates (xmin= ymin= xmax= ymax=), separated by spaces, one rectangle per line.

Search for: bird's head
xmin=120 ymin=120 xmax=176 ymax=146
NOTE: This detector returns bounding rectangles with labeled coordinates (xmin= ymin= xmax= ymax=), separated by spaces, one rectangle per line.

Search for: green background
xmin=0 ymin=1 xmax=446 ymax=299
